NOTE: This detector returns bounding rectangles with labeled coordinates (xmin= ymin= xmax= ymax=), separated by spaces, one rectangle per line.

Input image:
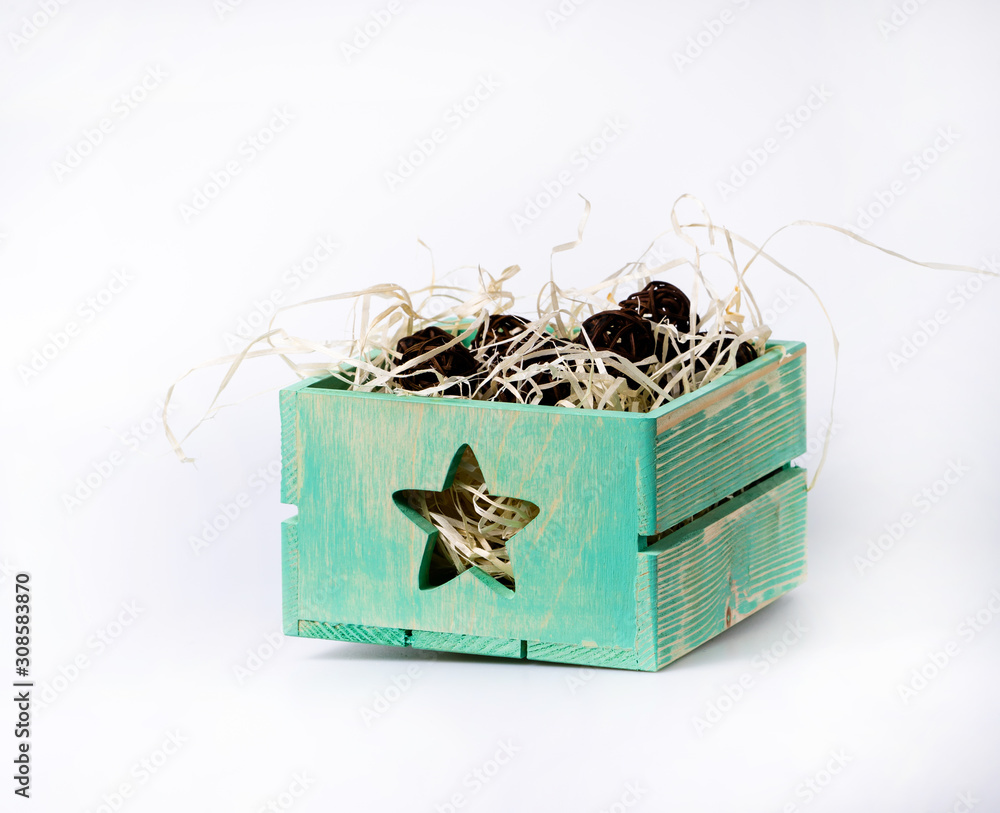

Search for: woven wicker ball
xmin=472 ymin=314 xmax=529 ymax=352
xmin=692 ymin=332 xmax=757 ymax=372
xmin=491 ymin=334 xmax=573 ymax=406
xmin=619 ymin=281 xmax=692 ymax=333
xmin=393 ymin=326 xmax=481 ymax=394
xmin=577 ymin=309 xmax=656 ymax=363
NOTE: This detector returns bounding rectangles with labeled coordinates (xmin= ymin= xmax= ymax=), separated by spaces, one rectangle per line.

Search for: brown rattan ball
xmin=393 ymin=326 xmax=481 ymax=394
xmin=472 ymin=314 xmax=529 ymax=353
xmin=692 ymin=332 xmax=757 ymax=372
xmin=619 ymin=281 xmax=692 ymax=333
xmin=491 ymin=334 xmax=573 ymax=406
xmin=577 ymin=309 xmax=656 ymax=363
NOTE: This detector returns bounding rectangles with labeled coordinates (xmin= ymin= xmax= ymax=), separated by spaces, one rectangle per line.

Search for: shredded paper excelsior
xmin=164 ymin=195 xmax=994 ymax=587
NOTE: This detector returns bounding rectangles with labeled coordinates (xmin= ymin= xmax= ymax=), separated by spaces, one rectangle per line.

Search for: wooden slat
xmin=650 ymin=343 xmax=805 ymax=534
xmin=645 ymin=466 xmax=808 ymax=669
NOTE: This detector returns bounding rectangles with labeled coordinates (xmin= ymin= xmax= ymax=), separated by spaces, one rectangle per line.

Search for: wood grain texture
xmin=281 ymin=517 xmax=299 ymax=636
xmin=649 ymin=342 xmax=806 ymax=534
xmin=279 ymin=341 xmax=808 ymax=670
xmin=644 ymin=465 xmax=808 ymax=669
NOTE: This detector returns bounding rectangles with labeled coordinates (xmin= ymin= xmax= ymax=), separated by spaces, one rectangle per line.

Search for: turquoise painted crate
xmin=279 ymin=340 xmax=808 ymax=671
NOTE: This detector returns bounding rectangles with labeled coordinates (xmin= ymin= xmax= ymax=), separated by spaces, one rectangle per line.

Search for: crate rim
xmin=282 ymin=339 xmax=805 ymax=424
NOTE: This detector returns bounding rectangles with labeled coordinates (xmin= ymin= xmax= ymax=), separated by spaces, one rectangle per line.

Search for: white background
xmin=3 ymin=0 xmax=999 ymax=811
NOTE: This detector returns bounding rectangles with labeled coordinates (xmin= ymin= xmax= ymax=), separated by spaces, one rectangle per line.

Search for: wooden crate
xmin=279 ymin=340 xmax=808 ymax=670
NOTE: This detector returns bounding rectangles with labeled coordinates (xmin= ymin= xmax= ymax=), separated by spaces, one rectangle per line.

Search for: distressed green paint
xmin=281 ymin=340 xmax=809 ymax=670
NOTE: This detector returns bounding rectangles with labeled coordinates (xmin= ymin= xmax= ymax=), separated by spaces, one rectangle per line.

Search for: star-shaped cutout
xmin=393 ymin=446 xmax=538 ymax=593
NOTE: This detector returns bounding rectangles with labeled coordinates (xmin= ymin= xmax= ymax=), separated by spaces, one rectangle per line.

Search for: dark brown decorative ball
xmin=472 ymin=314 xmax=529 ymax=352
xmin=577 ymin=309 xmax=656 ymax=364
xmin=492 ymin=335 xmax=573 ymax=406
xmin=393 ymin=326 xmax=481 ymax=395
xmin=692 ymin=332 xmax=757 ymax=372
xmin=619 ymin=281 xmax=692 ymax=333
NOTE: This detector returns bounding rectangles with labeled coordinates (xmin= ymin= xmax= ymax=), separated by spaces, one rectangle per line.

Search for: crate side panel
xmin=294 ymin=392 xmax=645 ymax=649
xmin=653 ymin=346 xmax=806 ymax=533
xmin=634 ymin=551 xmax=658 ymax=672
xmin=280 ymin=387 xmax=300 ymax=506
xmin=409 ymin=630 xmax=523 ymax=659
xmin=647 ymin=466 xmax=806 ymax=668
xmin=282 ymin=516 xmax=299 ymax=636
xmin=742 ymin=468 xmax=808 ymax=611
